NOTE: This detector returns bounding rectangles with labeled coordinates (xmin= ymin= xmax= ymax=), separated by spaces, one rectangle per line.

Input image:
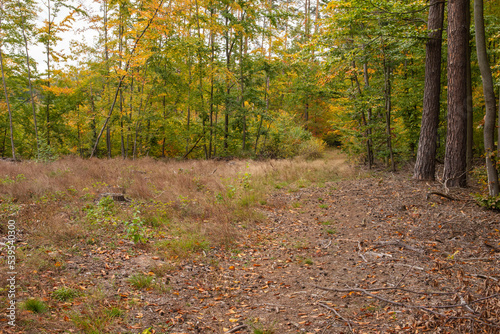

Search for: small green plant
xmin=84 ymin=196 xmax=116 ymax=224
xmin=303 ymin=258 xmax=314 ymax=265
xmin=250 ymin=319 xmax=275 ymax=334
xmin=128 ymin=273 xmax=154 ymax=290
xmin=324 ymin=227 xmax=336 ymax=234
xmin=124 ymin=210 xmax=148 ymax=244
xmin=104 ymin=307 xmax=124 ymax=318
xmin=70 ymin=306 xmax=120 ymax=332
xmin=22 ymin=298 xmax=47 ymax=313
xmin=319 ymin=204 xmax=329 ymax=209
xmin=475 ymin=193 xmax=500 ymax=210
xmin=52 ymin=287 xmax=80 ymax=301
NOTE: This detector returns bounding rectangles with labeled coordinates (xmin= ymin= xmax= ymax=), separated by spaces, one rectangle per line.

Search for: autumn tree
xmin=443 ymin=0 xmax=468 ymax=188
xmin=474 ymin=0 xmax=499 ymax=196
xmin=413 ymin=0 xmax=445 ymax=181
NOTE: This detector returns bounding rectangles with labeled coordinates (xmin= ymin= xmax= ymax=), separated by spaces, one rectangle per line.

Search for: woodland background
xmin=0 ymin=0 xmax=499 ymax=179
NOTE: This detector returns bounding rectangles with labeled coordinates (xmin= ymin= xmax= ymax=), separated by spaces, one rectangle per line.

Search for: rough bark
xmin=465 ymin=0 xmax=473 ymax=172
xmin=413 ymin=0 xmax=445 ymax=180
xmin=474 ymin=0 xmax=499 ymax=196
xmin=443 ymin=0 xmax=468 ymax=188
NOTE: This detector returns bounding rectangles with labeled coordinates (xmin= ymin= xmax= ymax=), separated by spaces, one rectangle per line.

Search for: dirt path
xmin=4 ymin=157 xmax=500 ymax=333
xmin=135 ymin=172 xmax=498 ymax=333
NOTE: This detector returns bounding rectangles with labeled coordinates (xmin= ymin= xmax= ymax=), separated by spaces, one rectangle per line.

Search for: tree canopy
xmin=0 ymin=0 xmax=499 ymax=184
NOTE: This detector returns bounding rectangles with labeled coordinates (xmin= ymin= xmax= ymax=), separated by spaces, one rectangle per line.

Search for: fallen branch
xmin=426 ymin=191 xmax=456 ymax=201
xmin=225 ymin=324 xmax=248 ymax=333
xmin=313 ymin=284 xmax=453 ymax=295
xmin=314 ymin=285 xmax=500 ymax=329
xmin=373 ymin=239 xmax=425 ymax=254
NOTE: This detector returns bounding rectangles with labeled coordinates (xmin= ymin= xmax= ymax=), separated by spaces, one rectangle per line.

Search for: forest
xmin=0 ymin=0 xmax=498 ymax=178
xmin=1 ymin=1 xmax=500 ymax=332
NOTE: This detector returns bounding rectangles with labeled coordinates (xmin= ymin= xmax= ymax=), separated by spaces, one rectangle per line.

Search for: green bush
xmin=299 ymin=137 xmax=327 ymax=160
xmin=259 ymin=115 xmax=313 ymax=159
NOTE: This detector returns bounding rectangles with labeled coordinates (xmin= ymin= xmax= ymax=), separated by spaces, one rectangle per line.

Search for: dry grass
xmin=0 ymin=150 xmax=352 ymax=253
xmin=0 ymin=150 xmax=354 ymax=333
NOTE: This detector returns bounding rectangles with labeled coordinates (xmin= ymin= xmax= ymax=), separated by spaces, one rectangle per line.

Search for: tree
xmin=0 ymin=4 xmax=15 ymax=160
xmin=413 ymin=0 xmax=445 ymax=180
xmin=474 ymin=0 xmax=499 ymax=196
xmin=443 ymin=0 xmax=468 ymax=188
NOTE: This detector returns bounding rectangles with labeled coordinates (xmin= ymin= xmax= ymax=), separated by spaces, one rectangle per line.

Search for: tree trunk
xmin=20 ymin=13 xmax=39 ymax=159
xmin=363 ymin=62 xmax=374 ymax=168
xmin=474 ymin=0 xmax=499 ymax=196
xmin=443 ymin=0 xmax=468 ymax=188
xmin=0 ymin=47 xmax=15 ymax=160
xmin=45 ymin=0 xmax=52 ymax=146
xmin=383 ymin=56 xmax=395 ymax=172
xmin=413 ymin=0 xmax=445 ymax=180
xmin=466 ymin=0 xmax=473 ymax=173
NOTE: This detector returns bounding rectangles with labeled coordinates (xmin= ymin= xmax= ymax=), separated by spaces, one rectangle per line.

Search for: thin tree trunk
xmin=363 ymin=62 xmax=374 ymax=168
xmin=444 ymin=0 xmax=468 ymax=188
xmin=383 ymin=58 xmax=395 ymax=172
xmin=474 ymin=0 xmax=499 ymax=196
xmin=466 ymin=0 xmax=473 ymax=172
xmin=90 ymin=0 xmax=164 ymax=157
xmin=19 ymin=10 xmax=39 ymax=159
xmin=413 ymin=0 xmax=445 ymax=180
xmin=0 ymin=45 xmax=15 ymax=160
xmin=45 ymin=0 xmax=51 ymax=146
xmin=1 ymin=128 xmax=6 ymax=157
xmin=352 ymin=60 xmax=372 ymax=168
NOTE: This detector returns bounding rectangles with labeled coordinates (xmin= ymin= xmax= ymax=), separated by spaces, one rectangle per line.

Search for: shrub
xmin=299 ymin=137 xmax=327 ymax=160
xmin=259 ymin=115 xmax=312 ymax=159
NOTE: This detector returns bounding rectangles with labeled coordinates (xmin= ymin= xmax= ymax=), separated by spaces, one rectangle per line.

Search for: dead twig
xmin=313 ymin=284 xmax=453 ymax=296
xmin=225 ymin=324 xmax=248 ymax=333
xmin=317 ymin=302 xmax=354 ymax=333
xmin=314 ymin=285 xmax=500 ymax=329
xmin=373 ymin=239 xmax=425 ymax=254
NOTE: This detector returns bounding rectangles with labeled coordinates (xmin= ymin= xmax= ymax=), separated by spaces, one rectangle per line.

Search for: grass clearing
xmin=0 ymin=149 xmax=354 ymax=332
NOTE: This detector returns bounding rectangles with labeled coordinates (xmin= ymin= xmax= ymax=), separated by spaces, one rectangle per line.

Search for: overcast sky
xmin=31 ymin=0 xmax=99 ymax=71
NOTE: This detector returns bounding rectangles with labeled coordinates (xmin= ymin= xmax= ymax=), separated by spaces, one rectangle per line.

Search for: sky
xmin=31 ymin=0 xmax=100 ymax=70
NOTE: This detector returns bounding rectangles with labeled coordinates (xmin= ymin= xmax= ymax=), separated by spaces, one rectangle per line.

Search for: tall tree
xmin=443 ymin=0 xmax=468 ymax=187
xmin=0 ymin=4 xmax=15 ymax=160
xmin=413 ymin=0 xmax=445 ymax=181
xmin=474 ymin=0 xmax=499 ymax=196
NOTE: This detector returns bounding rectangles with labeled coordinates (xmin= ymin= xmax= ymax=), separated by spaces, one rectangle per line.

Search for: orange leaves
xmin=41 ymin=85 xmax=74 ymax=96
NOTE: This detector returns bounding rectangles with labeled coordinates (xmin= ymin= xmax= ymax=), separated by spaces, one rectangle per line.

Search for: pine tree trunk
xmin=413 ymin=0 xmax=445 ymax=180
xmin=443 ymin=0 xmax=468 ymax=188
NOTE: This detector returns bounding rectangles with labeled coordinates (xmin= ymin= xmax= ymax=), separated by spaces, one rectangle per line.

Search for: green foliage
xmin=84 ymin=196 xmax=115 ymax=224
xmin=22 ymin=298 xmax=47 ymax=313
xmin=299 ymin=137 xmax=327 ymax=160
xmin=52 ymin=286 xmax=80 ymax=301
xmin=124 ymin=210 xmax=148 ymax=244
xmin=128 ymin=273 xmax=154 ymax=290
xmin=37 ymin=139 xmax=59 ymax=162
xmin=474 ymin=194 xmax=500 ymax=210
xmin=260 ymin=115 xmax=313 ymax=159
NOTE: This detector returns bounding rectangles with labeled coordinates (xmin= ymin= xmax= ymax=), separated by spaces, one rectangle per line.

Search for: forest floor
xmin=1 ymin=151 xmax=499 ymax=333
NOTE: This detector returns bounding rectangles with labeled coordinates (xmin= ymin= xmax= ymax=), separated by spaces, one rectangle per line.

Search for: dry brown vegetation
xmin=1 ymin=152 xmax=498 ymax=333
xmin=0 ymin=150 xmax=354 ymax=333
